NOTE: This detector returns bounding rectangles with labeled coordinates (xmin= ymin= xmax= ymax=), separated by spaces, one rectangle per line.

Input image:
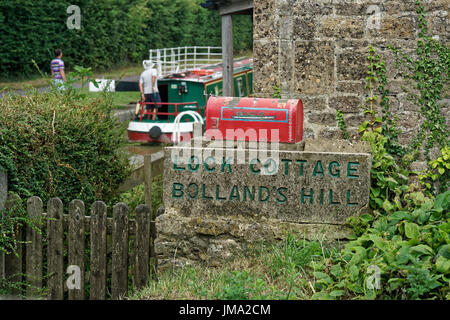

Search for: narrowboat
xmin=124 ymin=47 xmax=253 ymax=144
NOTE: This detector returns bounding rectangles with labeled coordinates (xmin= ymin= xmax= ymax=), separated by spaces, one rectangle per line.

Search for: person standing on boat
xmin=139 ymin=61 xmax=161 ymax=120
xmin=50 ymin=48 xmax=66 ymax=90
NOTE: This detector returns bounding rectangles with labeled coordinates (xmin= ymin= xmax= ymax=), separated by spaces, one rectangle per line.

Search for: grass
xmin=82 ymin=89 xmax=141 ymax=108
xmin=129 ymin=235 xmax=341 ymax=300
xmin=0 ymin=50 xmax=253 ymax=92
xmin=0 ymin=63 xmax=143 ymax=91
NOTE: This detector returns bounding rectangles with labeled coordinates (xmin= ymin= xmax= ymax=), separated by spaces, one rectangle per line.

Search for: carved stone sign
xmin=163 ymin=146 xmax=372 ymax=225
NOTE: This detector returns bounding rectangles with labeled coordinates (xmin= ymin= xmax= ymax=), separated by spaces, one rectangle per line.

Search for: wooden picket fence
xmin=1 ymin=152 xmax=165 ymax=299
xmin=2 ymin=194 xmax=157 ymax=300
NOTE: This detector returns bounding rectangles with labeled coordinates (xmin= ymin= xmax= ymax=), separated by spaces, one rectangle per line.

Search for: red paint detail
xmin=127 ymin=131 xmax=193 ymax=144
xmin=205 ymin=97 xmax=303 ymax=143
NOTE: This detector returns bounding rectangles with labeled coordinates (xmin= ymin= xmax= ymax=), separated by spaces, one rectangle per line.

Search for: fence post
xmin=134 ymin=204 xmax=150 ymax=289
xmin=144 ymin=155 xmax=153 ymax=210
xmin=4 ymin=193 xmax=22 ymax=296
xmin=0 ymin=168 xmax=7 ymax=280
xmin=68 ymin=199 xmax=85 ymax=300
xmin=47 ymin=197 xmax=64 ymax=300
xmin=26 ymin=196 xmax=43 ymax=297
xmin=90 ymin=201 xmax=107 ymax=300
xmin=111 ymin=203 xmax=129 ymax=299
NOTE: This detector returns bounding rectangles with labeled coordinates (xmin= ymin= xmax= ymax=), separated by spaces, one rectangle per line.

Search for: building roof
xmin=200 ymin=0 xmax=227 ymax=10
xmin=201 ymin=0 xmax=253 ymax=15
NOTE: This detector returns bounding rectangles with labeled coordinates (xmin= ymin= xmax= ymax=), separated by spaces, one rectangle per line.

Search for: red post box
xmin=205 ymin=97 xmax=303 ymax=143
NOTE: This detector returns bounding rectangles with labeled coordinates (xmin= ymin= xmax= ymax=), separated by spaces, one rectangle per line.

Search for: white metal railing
xmin=148 ymin=46 xmax=222 ymax=77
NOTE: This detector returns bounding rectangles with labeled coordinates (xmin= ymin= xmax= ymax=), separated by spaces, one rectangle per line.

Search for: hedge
xmin=0 ymin=0 xmax=253 ymax=78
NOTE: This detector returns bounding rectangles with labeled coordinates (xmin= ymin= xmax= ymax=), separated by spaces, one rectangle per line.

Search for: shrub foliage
xmin=0 ymin=90 xmax=130 ymax=206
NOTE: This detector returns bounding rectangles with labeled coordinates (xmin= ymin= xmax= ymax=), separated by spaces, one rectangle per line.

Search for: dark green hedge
xmin=0 ymin=91 xmax=130 ymax=206
xmin=0 ymin=0 xmax=253 ymax=78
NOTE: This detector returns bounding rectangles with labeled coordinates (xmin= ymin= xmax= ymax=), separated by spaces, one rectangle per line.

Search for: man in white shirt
xmin=139 ymin=61 xmax=161 ymax=120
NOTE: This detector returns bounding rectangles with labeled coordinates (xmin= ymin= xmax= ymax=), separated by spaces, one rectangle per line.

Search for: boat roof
xmin=160 ymin=57 xmax=253 ymax=83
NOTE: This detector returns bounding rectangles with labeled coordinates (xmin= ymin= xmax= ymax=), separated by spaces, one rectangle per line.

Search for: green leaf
xmin=389 ymin=211 xmax=413 ymax=223
xmin=313 ymin=272 xmax=334 ymax=285
xmin=417 ymin=209 xmax=431 ymax=225
xmin=369 ymin=234 xmax=387 ymax=251
xmin=404 ymin=222 xmax=420 ymax=239
xmin=374 ymin=197 xmax=384 ymax=208
xmin=311 ymin=291 xmax=332 ymax=300
xmin=329 ymin=290 xmax=345 ymax=298
xmin=436 ymin=256 xmax=450 ymax=274
xmin=360 ymin=214 xmax=374 ymax=224
xmin=349 ymin=246 xmax=367 ymax=265
xmin=397 ymin=245 xmax=412 ymax=264
xmin=349 ymin=265 xmax=359 ymax=281
xmin=382 ymin=199 xmax=394 ymax=212
xmin=330 ymin=264 xmax=343 ymax=278
xmin=409 ymin=244 xmax=433 ymax=256
xmin=437 ymin=244 xmax=450 ymax=259
xmin=434 ymin=190 xmax=450 ymax=211
xmin=371 ymin=187 xmax=381 ymax=197
xmin=387 ymin=278 xmax=405 ymax=291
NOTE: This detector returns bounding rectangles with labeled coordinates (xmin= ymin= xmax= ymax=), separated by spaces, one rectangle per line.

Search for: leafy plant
xmin=361 ymin=130 xmax=409 ymax=212
xmin=419 ymin=146 xmax=450 ymax=196
xmin=272 ymin=84 xmax=282 ymax=99
xmin=389 ymin=0 xmax=449 ymax=162
xmin=310 ymin=190 xmax=450 ymax=300
xmin=0 ymin=90 xmax=131 ymax=207
xmin=336 ymin=110 xmax=350 ymax=140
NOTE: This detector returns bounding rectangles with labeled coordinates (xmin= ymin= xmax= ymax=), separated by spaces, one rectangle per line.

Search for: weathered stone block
xmin=293 ymin=15 xmax=317 ymax=40
xmin=307 ymin=112 xmax=337 ymax=125
xmin=254 ymin=12 xmax=279 ymax=40
xmin=303 ymin=128 xmax=316 ymax=139
xmin=335 ymin=2 xmax=381 ymax=16
xmin=304 ymin=138 xmax=371 ymax=153
xmin=384 ymin=0 xmax=431 ymax=14
xmin=253 ymin=40 xmax=280 ymax=96
xmin=317 ymin=17 xmax=365 ymax=39
xmin=293 ymin=1 xmax=334 ymax=16
xmin=294 ymin=41 xmax=335 ymax=94
xmin=163 ymin=145 xmax=372 ymax=225
xmin=344 ymin=113 xmax=368 ymax=128
xmin=337 ymin=49 xmax=367 ymax=81
xmin=397 ymin=112 xmax=422 ymax=130
xmin=254 ymin=0 xmax=278 ymax=40
xmin=368 ymin=16 xmax=416 ymax=39
xmin=429 ymin=14 xmax=450 ymax=39
xmin=336 ymin=81 xmax=365 ymax=95
xmin=302 ymin=97 xmax=327 ymax=111
xmin=280 ymin=40 xmax=294 ymax=93
xmin=330 ymin=96 xmax=362 ymax=113
xmin=155 ymin=208 xmax=353 ymax=267
xmin=318 ymin=129 xmax=341 ymax=140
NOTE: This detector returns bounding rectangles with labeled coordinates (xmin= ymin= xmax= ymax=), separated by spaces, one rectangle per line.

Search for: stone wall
xmin=155 ymin=138 xmax=372 ymax=268
xmin=253 ymin=0 xmax=449 ymax=146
